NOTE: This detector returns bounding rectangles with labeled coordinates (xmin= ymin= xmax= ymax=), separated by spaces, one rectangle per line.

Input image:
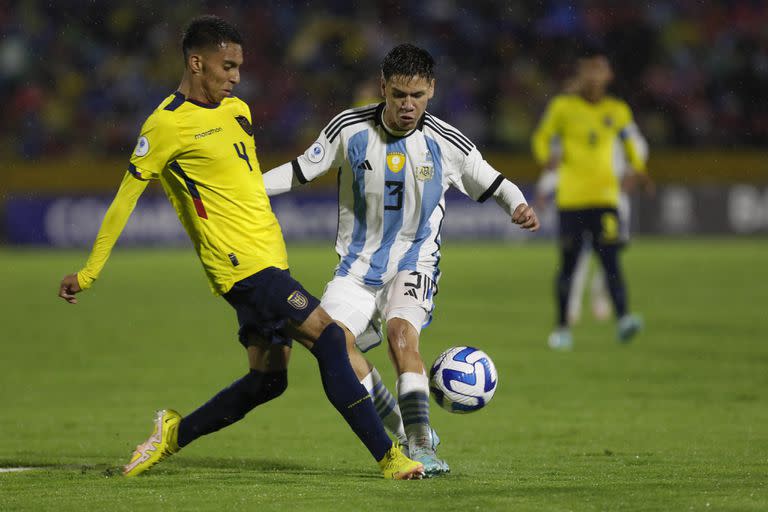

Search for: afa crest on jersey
xmin=416 ymin=165 xmax=434 ymax=181
xmin=387 ymin=152 xmax=406 ymax=173
xmin=416 ymin=149 xmax=434 ymax=180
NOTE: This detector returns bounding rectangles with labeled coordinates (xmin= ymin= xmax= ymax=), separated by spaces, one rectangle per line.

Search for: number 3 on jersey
xmin=233 ymin=141 xmax=253 ymax=171
xmin=385 ymin=180 xmax=404 ymax=211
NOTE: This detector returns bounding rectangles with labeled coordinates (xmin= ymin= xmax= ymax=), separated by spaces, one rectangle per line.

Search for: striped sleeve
xmin=293 ymin=106 xmax=377 ymax=182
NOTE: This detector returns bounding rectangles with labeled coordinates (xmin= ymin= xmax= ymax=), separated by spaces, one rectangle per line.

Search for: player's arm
xmin=450 ymin=146 xmax=539 ymax=231
xmin=263 ymin=126 xmax=343 ymax=196
xmin=531 ymin=98 xmax=562 ymax=170
xmin=59 ymin=110 xmax=176 ymax=304
xmin=58 ymin=172 xmax=149 ymax=303
xmin=618 ymin=104 xmax=654 ymax=195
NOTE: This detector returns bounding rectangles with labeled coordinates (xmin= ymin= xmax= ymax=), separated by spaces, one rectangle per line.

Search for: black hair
xmin=381 ymin=44 xmax=435 ymax=81
xmin=182 ymin=15 xmax=243 ymax=61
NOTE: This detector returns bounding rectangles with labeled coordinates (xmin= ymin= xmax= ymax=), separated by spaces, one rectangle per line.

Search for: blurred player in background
xmin=57 ymin=15 xmax=423 ymax=480
xmin=263 ymin=43 xmax=539 ymax=476
xmin=532 ymin=44 xmax=651 ymax=350
xmin=535 ymin=120 xmax=652 ymax=325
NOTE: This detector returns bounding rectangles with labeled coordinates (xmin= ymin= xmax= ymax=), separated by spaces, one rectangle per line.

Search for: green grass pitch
xmin=1 ymin=239 xmax=766 ymax=511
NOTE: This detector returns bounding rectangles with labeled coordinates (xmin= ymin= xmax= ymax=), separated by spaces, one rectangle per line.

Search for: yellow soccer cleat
xmin=123 ymin=409 xmax=181 ymax=477
xmin=378 ymin=444 xmax=425 ymax=480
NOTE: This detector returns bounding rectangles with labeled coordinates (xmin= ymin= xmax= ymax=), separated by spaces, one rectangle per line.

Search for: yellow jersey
xmin=531 ymin=94 xmax=646 ymax=209
xmin=78 ymin=92 xmax=288 ymax=295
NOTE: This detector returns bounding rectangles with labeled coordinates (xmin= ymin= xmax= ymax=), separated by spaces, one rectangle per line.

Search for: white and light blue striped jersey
xmin=264 ymin=103 xmax=525 ymax=287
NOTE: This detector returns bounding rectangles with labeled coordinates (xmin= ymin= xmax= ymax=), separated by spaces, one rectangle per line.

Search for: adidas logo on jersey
xmin=357 ymin=160 xmax=373 ymax=170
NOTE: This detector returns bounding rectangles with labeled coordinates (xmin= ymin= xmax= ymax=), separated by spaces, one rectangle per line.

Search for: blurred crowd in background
xmin=2 ymin=0 xmax=766 ymax=160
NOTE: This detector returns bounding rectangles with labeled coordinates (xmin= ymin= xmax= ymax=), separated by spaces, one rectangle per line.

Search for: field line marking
xmin=0 ymin=467 xmax=40 ymax=473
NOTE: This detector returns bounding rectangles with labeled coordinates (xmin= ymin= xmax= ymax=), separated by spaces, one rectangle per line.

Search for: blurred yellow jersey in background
xmin=532 ymin=94 xmax=646 ymax=209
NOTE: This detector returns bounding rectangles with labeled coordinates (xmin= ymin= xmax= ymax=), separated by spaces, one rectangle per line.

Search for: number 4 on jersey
xmin=234 ymin=141 xmax=253 ymax=171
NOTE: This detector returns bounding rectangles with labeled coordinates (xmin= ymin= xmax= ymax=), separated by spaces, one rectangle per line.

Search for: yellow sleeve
xmin=531 ymin=98 xmax=562 ymax=167
xmin=128 ymin=111 xmax=179 ymax=180
xmin=618 ymin=103 xmax=648 ymax=173
xmin=77 ymin=172 xmax=150 ymax=290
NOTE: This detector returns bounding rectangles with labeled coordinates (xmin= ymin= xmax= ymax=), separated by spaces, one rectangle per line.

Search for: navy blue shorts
xmin=558 ymin=208 xmax=623 ymax=251
xmin=223 ymin=267 xmax=321 ymax=348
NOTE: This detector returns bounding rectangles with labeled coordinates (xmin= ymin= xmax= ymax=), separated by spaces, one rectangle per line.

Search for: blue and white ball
xmin=429 ymin=346 xmax=498 ymax=413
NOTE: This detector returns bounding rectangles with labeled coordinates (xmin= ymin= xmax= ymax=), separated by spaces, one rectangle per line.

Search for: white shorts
xmin=321 ymin=270 xmax=437 ymax=352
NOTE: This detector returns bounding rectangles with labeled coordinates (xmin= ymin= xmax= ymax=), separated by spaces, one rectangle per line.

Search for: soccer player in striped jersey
xmin=263 ymin=44 xmax=539 ymax=476
xmin=531 ymin=44 xmax=651 ymax=350
xmin=57 ymin=16 xmax=423 ymax=480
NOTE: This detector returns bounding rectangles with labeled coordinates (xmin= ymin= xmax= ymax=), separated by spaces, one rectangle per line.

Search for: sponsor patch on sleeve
xmin=134 ymin=136 xmax=150 ymax=157
xmin=306 ymin=142 xmax=325 ymax=163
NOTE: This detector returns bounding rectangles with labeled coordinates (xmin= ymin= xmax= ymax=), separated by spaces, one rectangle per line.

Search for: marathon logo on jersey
xmin=387 ymin=152 xmax=406 ymax=173
xmin=235 ymin=115 xmax=254 ymax=136
xmin=287 ymin=290 xmax=309 ymax=310
xmin=306 ymin=142 xmax=325 ymax=163
xmin=194 ymin=127 xmax=223 ymax=139
xmin=134 ymin=136 xmax=150 ymax=157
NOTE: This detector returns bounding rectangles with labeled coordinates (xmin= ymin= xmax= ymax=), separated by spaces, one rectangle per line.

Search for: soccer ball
xmin=429 ymin=346 xmax=498 ymax=413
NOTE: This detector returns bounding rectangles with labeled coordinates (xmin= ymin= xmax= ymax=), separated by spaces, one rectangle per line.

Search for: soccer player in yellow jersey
xmin=56 ymin=15 xmax=423 ymax=480
xmin=532 ymin=45 xmax=650 ymax=350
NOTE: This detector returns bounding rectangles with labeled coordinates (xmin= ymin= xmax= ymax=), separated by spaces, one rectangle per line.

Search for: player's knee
xmin=386 ymin=319 xmax=419 ymax=357
xmin=309 ymin=306 xmax=336 ymax=331
xmin=261 ymin=370 xmax=288 ymax=402
xmin=311 ymin=322 xmax=346 ymax=355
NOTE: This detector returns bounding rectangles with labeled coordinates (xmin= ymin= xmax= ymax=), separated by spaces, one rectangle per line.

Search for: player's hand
xmin=511 ymin=204 xmax=540 ymax=231
xmin=622 ymin=171 xmax=656 ymax=197
xmin=58 ymin=273 xmax=82 ymax=304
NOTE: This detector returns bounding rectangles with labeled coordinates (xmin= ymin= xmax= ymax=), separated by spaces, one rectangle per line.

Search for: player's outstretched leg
xmin=299 ymin=319 xmax=424 ymax=479
xmin=361 ymin=367 xmax=408 ymax=446
xmin=176 ymin=368 xmax=288 ymax=447
xmin=123 ymin=409 xmax=181 ymax=477
xmin=360 ymin=365 xmax=440 ymax=459
xmin=344 ymin=322 xmax=410 ymax=447
xmin=124 ymin=361 xmax=288 ymax=477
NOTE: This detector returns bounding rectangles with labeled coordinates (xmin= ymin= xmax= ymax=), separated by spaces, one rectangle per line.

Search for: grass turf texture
xmin=1 ymin=239 xmax=766 ymax=511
